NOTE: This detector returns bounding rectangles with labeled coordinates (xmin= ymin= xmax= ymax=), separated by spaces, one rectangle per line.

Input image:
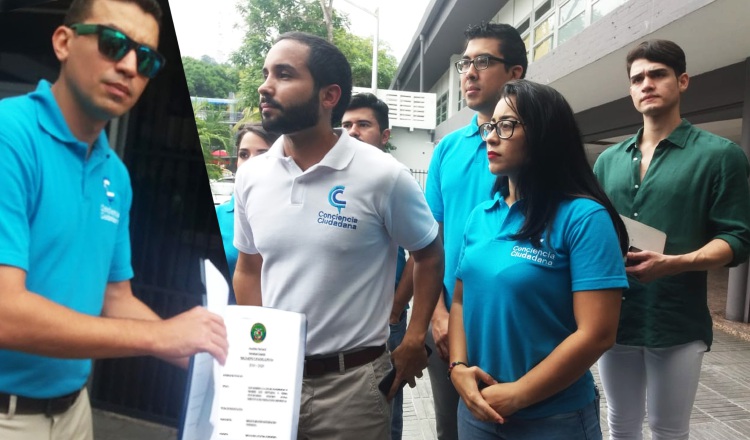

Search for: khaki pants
xmin=0 ymin=389 xmax=93 ymax=440
xmin=298 ymin=350 xmax=392 ymax=440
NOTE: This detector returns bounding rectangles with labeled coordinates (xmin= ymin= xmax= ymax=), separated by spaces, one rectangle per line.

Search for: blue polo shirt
xmin=395 ymin=246 xmax=406 ymax=287
xmin=0 ymin=81 xmax=134 ymax=398
xmin=216 ymin=196 xmax=238 ymax=281
xmin=425 ymin=114 xmax=496 ymax=308
xmin=456 ymin=195 xmax=628 ymax=418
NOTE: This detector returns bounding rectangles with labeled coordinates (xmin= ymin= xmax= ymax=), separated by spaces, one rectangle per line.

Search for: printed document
xmin=180 ymin=260 xmax=306 ymax=440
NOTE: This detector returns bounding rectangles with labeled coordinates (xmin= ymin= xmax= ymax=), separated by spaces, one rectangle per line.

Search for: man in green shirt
xmin=594 ymin=39 xmax=750 ymax=440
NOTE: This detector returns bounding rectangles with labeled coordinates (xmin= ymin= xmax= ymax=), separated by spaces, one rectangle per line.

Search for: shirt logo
xmin=319 ymin=185 xmax=358 ymax=230
xmin=510 ymin=245 xmax=556 ymax=267
xmin=328 ymin=185 xmax=347 ymax=214
xmin=103 ymin=177 xmax=115 ymax=203
xmin=100 ymin=204 xmax=120 ymax=225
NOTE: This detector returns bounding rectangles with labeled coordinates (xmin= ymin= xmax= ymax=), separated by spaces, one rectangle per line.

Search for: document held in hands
xmin=620 ymin=215 xmax=667 ymax=254
xmin=211 ymin=306 xmax=306 ymax=440
xmin=180 ymin=261 xmax=306 ymax=440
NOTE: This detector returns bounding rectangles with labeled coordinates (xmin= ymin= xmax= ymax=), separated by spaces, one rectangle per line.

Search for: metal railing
xmin=411 ymin=169 xmax=428 ymax=192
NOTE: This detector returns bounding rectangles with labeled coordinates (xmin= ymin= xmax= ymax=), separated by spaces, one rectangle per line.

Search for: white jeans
xmin=598 ymin=341 xmax=706 ymax=440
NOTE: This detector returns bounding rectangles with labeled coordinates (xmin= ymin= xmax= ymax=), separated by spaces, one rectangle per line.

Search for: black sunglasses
xmin=69 ymin=23 xmax=165 ymax=78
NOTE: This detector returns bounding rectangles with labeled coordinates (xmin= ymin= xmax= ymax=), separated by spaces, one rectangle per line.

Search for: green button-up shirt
xmin=594 ymin=119 xmax=750 ymax=348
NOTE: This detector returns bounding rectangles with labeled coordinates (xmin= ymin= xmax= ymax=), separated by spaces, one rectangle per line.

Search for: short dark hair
xmin=64 ymin=0 xmax=163 ymax=27
xmin=464 ymin=22 xmax=528 ymax=79
xmin=346 ymin=93 xmax=389 ymax=132
xmin=494 ymin=79 xmax=628 ymax=253
xmin=276 ymin=31 xmax=352 ymax=125
xmin=626 ymin=39 xmax=686 ymax=77
xmin=235 ymin=122 xmax=280 ymax=149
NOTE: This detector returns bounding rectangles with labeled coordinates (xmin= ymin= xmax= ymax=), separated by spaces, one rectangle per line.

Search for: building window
xmin=532 ymin=1 xmax=555 ymax=61
xmin=593 ymin=0 xmax=627 ymax=21
xmin=436 ymin=92 xmax=448 ymax=125
xmin=534 ymin=0 xmax=553 ymax=20
xmin=457 ymin=90 xmax=464 ymax=111
xmin=558 ymin=0 xmax=585 ymax=44
xmin=516 ymin=17 xmax=530 ymax=35
xmin=515 ymin=0 xmax=631 ymax=63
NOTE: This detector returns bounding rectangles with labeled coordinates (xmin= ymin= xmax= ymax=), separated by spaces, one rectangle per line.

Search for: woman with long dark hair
xmin=448 ymin=79 xmax=629 ymax=439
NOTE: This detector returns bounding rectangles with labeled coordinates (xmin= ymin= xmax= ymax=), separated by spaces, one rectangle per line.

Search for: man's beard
xmin=261 ymin=92 xmax=320 ymax=134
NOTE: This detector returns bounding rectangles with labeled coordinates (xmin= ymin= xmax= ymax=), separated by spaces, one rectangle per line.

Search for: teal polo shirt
xmin=216 ymin=196 xmax=238 ymax=280
xmin=425 ymin=114 xmax=496 ymax=308
xmin=594 ymin=119 xmax=750 ymax=348
xmin=457 ymin=195 xmax=628 ymax=418
xmin=0 ymin=81 xmax=134 ymax=398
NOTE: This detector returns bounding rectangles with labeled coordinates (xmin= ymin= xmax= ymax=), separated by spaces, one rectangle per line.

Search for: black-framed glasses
xmin=479 ymin=119 xmax=524 ymax=141
xmin=455 ymin=55 xmax=507 ymax=74
xmin=69 ymin=23 xmax=165 ymax=78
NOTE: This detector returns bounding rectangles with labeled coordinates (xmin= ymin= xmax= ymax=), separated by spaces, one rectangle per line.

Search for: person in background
xmin=342 ymin=92 xmax=414 ymax=440
xmin=216 ymin=123 xmax=279 ymax=287
xmin=594 ymin=39 xmax=750 ymax=440
xmin=0 ymin=1 xmax=227 ymax=438
xmin=449 ymin=79 xmax=628 ymax=439
xmin=424 ymin=22 xmax=527 ymax=439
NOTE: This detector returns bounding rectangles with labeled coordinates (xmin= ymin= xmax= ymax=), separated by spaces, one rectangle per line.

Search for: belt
xmin=0 ymin=388 xmax=82 ymax=417
xmin=304 ymin=345 xmax=386 ymax=377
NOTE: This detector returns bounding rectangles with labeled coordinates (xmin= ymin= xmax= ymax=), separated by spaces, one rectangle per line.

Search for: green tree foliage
xmin=193 ymin=100 xmax=233 ymax=180
xmin=233 ymin=0 xmax=398 ymax=109
xmin=333 ymin=28 xmax=398 ymax=90
xmin=182 ymin=55 xmax=240 ymax=98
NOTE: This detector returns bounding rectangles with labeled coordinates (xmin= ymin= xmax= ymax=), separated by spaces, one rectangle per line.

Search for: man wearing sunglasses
xmin=0 ymin=1 xmax=228 ymax=439
xmin=423 ymin=22 xmax=527 ymax=440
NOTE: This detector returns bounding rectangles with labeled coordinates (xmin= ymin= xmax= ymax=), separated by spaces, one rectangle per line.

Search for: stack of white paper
xmin=211 ymin=306 xmax=306 ymax=440
xmin=180 ymin=261 xmax=306 ymax=440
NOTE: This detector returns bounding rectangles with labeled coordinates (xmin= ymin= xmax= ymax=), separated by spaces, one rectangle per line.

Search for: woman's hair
xmin=492 ymin=79 xmax=628 ymax=253
xmin=235 ymin=122 xmax=280 ymax=149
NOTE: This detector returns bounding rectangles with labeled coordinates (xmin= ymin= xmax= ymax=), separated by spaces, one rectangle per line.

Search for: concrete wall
xmin=389 ymin=127 xmax=435 ymax=171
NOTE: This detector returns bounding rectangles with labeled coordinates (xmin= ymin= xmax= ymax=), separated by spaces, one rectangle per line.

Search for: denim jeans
xmin=457 ymin=397 xmax=602 ymax=440
xmin=387 ymin=309 xmax=407 ymax=440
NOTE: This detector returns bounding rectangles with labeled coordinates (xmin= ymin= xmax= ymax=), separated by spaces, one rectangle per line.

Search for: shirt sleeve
xmin=233 ymin=169 xmax=258 ymax=255
xmin=566 ymin=204 xmax=629 ymax=293
xmin=454 ymin=209 xmax=474 ymax=282
xmin=0 ymin=135 xmax=32 ymax=271
xmin=710 ymin=144 xmax=750 ymax=266
xmin=383 ymin=167 xmax=439 ymax=252
xmin=424 ymin=141 xmax=444 ymax=222
xmin=108 ymin=170 xmax=134 ymax=282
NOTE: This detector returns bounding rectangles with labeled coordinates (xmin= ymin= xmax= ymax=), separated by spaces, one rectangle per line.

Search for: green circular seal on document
xmin=251 ymin=323 xmax=267 ymax=343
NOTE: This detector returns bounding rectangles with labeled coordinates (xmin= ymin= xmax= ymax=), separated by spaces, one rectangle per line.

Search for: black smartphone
xmin=625 ymin=246 xmax=642 ymax=266
xmin=378 ymin=345 xmax=433 ymax=395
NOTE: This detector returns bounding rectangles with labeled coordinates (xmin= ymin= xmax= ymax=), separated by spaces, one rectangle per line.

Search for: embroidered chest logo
xmin=318 ymin=185 xmax=358 ymax=230
xmin=100 ymin=177 xmax=120 ymax=225
xmin=328 ymin=185 xmax=347 ymax=214
xmin=510 ymin=241 xmax=557 ymax=267
xmin=103 ymin=177 xmax=116 ymax=203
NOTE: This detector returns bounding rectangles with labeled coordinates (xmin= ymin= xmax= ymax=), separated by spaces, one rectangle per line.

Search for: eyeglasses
xmin=479 ymin=119 xmax=524 ymax=141
xmin=69 ymin=23 xmax=165 ymax=78
xmin=454 ymin=55 xmax=508 ymax=74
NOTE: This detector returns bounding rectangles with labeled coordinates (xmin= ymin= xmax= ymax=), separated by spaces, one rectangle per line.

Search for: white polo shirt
xmin=234 ymin=129 xmax=438 ymax=355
